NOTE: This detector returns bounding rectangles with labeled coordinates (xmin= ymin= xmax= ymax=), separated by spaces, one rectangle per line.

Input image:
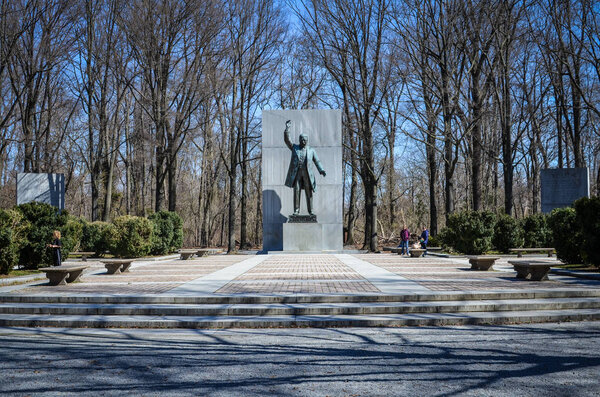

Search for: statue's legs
xmin=305 ymin=187 xmax=313 ymax=215
xmin=293 ymin=167 xmax=312 ymax=214
xmin=293 ymin=183 xmax=301 ymax=214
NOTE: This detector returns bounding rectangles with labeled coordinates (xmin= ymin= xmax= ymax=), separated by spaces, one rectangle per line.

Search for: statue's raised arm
xmin=284 ymin=120 xmax=293 ymax=150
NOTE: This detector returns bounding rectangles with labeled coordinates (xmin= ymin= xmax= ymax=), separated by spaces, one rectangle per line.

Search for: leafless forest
xmin=0 ymin=0 xmax=599 ymax=251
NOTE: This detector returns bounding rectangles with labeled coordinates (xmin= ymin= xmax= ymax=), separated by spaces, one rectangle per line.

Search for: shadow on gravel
xmin=1 ymin=324 xmax=599 ymax=396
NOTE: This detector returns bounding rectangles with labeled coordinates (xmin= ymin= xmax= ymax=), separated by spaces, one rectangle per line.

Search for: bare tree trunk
xmin=240 ymin=135 xmax=248 ymax=248
xmin=471 ymin=81 xmax=483 ymax=212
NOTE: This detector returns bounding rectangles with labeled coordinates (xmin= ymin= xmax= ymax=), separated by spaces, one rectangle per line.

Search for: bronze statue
xmin=284 ymin=120 xmax=326 ymax=215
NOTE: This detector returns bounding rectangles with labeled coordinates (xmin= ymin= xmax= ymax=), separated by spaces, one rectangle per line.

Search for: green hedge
xmin=492 ymin=214 xmax=524 ymax=253
xmin=547 ymin=207 xmax=582 ymax=265
xmin=574 ymin=197 xmax=600 ymax=267
xmin=439 ymin=211 xmax=496 ymax=255
xmin=522 ymin=214 xmax=552 ymax=248
xmin=106 ymin=215 xmax=154 ymax=258
xmin=81 ymin=221 xmax=111 ymax=256
xmin=15 ymin=202 xmax=71 ymax=269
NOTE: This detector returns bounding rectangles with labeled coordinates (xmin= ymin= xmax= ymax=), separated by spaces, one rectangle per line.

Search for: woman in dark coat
xmin=47 ymin=230 xmax=62 ymax=267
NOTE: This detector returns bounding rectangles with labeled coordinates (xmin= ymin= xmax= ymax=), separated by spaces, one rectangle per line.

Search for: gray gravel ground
xmin=1 ymin=322 xmax=599 ymax=396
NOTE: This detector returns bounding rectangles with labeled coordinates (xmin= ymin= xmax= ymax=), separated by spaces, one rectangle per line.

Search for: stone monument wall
xmin=17 ymin=173 xmax=65 ymax=210
xmin=262 ymin=109 xmax=343 ymax=252
xmin=540 ymin=168 xmax=589 ymax=213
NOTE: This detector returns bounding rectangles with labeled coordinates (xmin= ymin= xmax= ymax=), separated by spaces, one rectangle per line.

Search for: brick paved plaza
xmin=8 ymin=253 xmax=599 ymax=296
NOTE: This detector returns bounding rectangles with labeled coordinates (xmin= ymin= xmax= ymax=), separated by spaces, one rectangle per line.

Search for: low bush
xmin=492 ymin=214 xmax=524 ymax=253
xmin=15 ymin=202 xmax=70 ymax=269
xmin=149 ymin=211 xmax=183 ymax=255
xmin=521 ymin=214 xmax=552 ymax=248
xmin=439 ymin=211 xmax=496 ymax=255
xmin=106 ymin=215 xmax=153 ymax=258
xmin=574 ymin=196 xmax=600 ymax=267
xmin=81 ymin=221 xmax=111 ymax=256
xmin=547 ymin=207 xmax=583 ymax=265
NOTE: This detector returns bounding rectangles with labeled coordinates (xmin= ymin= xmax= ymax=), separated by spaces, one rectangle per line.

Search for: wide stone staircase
xmin=1 ymin=289 xmax=600 ymax=328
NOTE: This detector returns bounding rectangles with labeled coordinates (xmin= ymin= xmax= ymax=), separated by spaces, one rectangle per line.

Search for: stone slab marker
xmin=17 ymin=173 xmax=65 ymax=210
xmin=262 ymin=109 xmax=342 ymax=252
xmin=540 ymin=168 xmax=589 ymax=213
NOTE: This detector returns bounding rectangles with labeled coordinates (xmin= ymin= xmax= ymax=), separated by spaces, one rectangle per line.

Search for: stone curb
xmin=550 ymin=268 xmax=600 ymax=281
xmin=1 ymin=309 xmax=599 ymax=328
xmin=2 ymin=288 xmax=599 ymax=304
xmin=1 ymin=297 xmax=599 ymax=316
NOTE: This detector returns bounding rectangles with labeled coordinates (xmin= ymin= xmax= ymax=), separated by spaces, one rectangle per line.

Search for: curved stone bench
xmin=196 ymin=248 xmax=221 ymax=257
xmin=100 ymin=259 xmax=134 ymax=275
xmin=409 ymin=249 xmax=426 ymax=258
xmin=39 ymin=265 xmax=90 ymax=286
xmin=69 ymin=251 xmax=96 ymax=262
xmin=466 ymin=256 xmax=500 ymax=271
xmin=179 ymin=249 xmax=198 ymax=260
xmin=508 ymin=260 xmax=553 ymax=281
xmin=509 ymin=248 xmax=555 ymax=258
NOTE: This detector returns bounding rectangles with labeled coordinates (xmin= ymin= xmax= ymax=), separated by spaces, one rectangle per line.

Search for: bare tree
xmin=293 ymin=0 xmax=392 ymax=251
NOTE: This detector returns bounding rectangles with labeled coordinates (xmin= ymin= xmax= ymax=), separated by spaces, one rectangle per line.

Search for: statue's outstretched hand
xmin=320 ymin=170 xmax=326 ymax=177
xmin=285 ymin=120 xmax=292 ymax=130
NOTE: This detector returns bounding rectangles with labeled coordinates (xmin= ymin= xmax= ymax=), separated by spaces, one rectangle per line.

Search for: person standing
xmin=399 ymin=225 xmax=410 ymax=256
xmin=47 ymin=230 xmax=62 ymax=267
xmin=420 ymin=226 xmax=429 ymax=257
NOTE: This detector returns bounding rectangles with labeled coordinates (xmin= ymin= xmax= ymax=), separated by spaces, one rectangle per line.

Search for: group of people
xmin=398 ymin=225 xmax=429 ymax=256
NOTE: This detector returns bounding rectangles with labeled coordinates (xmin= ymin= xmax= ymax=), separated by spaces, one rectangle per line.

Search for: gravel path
xmin=1 ymin=322 xmax=599 ymax=396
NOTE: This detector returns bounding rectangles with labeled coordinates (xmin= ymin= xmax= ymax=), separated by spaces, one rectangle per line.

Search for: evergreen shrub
xmin=149 ymin=211 xmax=183 ymax=255
xmin=521 ymin=214 xmax=552 ymax=248
xmin=574 ymin=196 xmax=600 ymax=267
xmin=106 ymin=215 xmax=153 ymax=258
xmin=0 ymin=209 xmax=27 ymax=274
xmin=81 ymin=221 xmax=111 ymax=256
xmin=15 ymin=202 xmax=70 ymax=269
xmin=547 ymin=207 xmax=582 ymax=265
xmin=492 ymin=214 xmax=524 ymax=253
xmin=60 ymin=216 xmax=83 ymax=260
xmin=439 ymin=211 xmax=496 ymax=255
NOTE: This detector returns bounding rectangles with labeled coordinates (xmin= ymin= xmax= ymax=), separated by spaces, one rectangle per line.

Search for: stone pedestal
xmin=283 ymin=223 xmax=323 ymax=251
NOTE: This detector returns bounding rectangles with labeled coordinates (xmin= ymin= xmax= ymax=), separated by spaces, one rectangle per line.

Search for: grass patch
xmin=0 ymin=269 xmax=43 ymax=279
xmin=554 ymin=264 xmax=600 ymax=272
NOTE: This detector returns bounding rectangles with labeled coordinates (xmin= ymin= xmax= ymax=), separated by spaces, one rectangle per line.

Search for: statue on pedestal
xmin=284 ymin=120 xmax=326 ymax=221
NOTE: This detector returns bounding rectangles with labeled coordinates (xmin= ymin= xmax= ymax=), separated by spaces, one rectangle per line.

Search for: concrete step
xmin=1 ymin=298 xmax=600 ymax=316
xmin=2 ymin=289 xmax=600 ymax=305
xmin=0 ymin=308 xmax=599 ymax=328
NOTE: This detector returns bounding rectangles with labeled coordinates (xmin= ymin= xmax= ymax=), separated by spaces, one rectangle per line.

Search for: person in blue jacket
xmin=420 ymin=226 xmax=429 ymax=257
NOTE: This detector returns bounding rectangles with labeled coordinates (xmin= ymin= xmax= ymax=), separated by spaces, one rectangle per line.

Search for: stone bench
xmin=509 ymin=248 xmax=555 ymax=258
xmin=409 ymin=249 xmax=426 ymax=258
xmin=69 ymin=251 xmax=96 ymax=261
xmin=179 ymin=249 xmax=198 ymax=260
xmin=196 ymin=248 xmax=221 ymax=257
xmin=508 ymin=260 xmax=553 ymax=281
xmin=38 ymin=265 xmax=90 ymax=286
xmin=100 ymin=259 xmax=134 ymax=275
xmin=466 ymin=255 xmax=500 ymax=271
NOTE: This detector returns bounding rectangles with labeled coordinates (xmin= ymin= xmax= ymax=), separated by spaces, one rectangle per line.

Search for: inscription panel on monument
xmin=540 ymin=168 xmax=589 ymax=213
xmin=262 ymin=109 xmax=343 ymax=252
